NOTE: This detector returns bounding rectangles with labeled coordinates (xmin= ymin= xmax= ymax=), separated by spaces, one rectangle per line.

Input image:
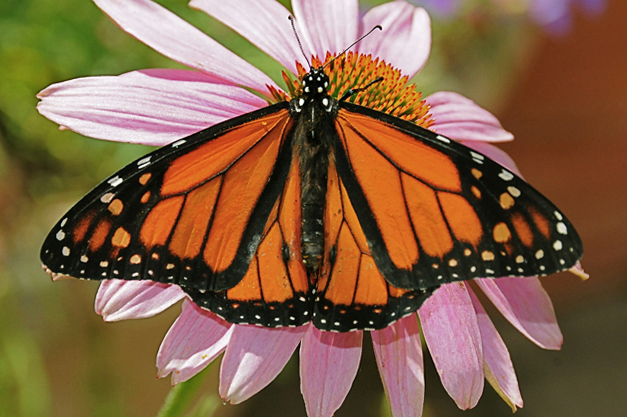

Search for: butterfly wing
xmin=312 ymin=159 xmax=436 ymax=331
xmin=40 ymin=103 xmax=311 ymax=312
xmin=332 ymin=102 xmax=583 ymax=291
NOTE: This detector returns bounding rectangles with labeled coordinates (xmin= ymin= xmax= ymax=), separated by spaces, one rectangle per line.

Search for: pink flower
xmin=38 ymin=0 xmax=568 ymax=415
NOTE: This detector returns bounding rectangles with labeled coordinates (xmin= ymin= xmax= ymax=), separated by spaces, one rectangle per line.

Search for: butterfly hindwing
xmin=333 ymin=102 xmax=583 ymax=291
xmin=312 ymin=158 xmax=437 ymax=331
xmin=41 ymin=103 xmax=296 ymax=294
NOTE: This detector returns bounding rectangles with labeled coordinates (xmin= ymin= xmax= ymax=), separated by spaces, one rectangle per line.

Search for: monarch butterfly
xmin=41 ymin=55 xmax=583 ymax=332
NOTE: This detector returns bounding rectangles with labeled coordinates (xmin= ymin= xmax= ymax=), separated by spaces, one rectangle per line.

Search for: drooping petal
xmin=95 ymin=279 xmax=185 ymax=321
xmin=292 ymin=0 xmax=359 ymax=60
xmin=372 ymin=314 xmax=424 ymax=417
xmin=93 ymin=0 xmax=276 ymax=95
xmin=157 ymin=300 xmax=233 ymax=384
xmin=475 ymin=277 xmax=563 ymax=350
xmin=219 ymin=325 xmax=307 ymax=404
xmin=300 ymin=326 xmax=363 ymax=417
xmin=467 ymin=284 xmax=523 ymax=411
xmin=418 ymin=283 xmax=484 ymax=409
xmin=37 ymin=69 xmax=267 ymax=145
xmin=427 ymin=91 xmax=514 ymax=142
xmin=190 ymin=0 xmax=310 ymax=74
xmin=359 ymin=1 xmax=431 ymax=78
xmin=460 ymin=140 xmax=523 ymax=177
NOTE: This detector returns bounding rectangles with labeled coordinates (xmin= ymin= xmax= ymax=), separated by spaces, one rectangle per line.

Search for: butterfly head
xmin=301 ymin=68 xmax=330 ymax=98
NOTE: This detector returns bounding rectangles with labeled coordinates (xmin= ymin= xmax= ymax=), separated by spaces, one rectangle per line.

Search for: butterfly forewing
xmin=41 ymin=104 xmax=295 ymax=293
xmin=333 ymin=103 xmax=583 ymax=291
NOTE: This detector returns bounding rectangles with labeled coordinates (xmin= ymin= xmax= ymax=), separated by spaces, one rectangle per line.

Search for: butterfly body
xmin=41 ymin=65 xmax=583 ymax=332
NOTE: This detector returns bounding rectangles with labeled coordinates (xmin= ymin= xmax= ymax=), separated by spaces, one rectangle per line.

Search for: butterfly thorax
xmin=291 ymin=69 xmax=337 ymax=275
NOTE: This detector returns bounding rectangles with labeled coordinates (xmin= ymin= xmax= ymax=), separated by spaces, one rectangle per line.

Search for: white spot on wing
xmin=507 ymin=186 xmax=521 ymax=197
xmin=107 ymin=176 xmax=123 ymax=187
xmin=498 ymin=169 xmax=514 ymax=181
xmin=553 ymin=240 xmax=563 ymax=251
xmin=556 ymin=222 xmax=568 ymax=235
xmin=100 ymin=192 xmax=115 ymax=203
xmin=435 ymin=134 xmax=450 ymax=143
xmin=60 ymin=218 xmax=68 ymax=227
xmin=137 ymin=156 xmax=151 ymax=169
xmin=62 ymin=247 xmax=70 ymax=256
xmin=56 ymin=230 xmax=65 ymax=241
xmin=171 ymin=139 xmax=186 ymax=148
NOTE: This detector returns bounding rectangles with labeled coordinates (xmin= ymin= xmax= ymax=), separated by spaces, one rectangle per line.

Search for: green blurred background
xmin=0 ymin=0 xmax=625 ymax=416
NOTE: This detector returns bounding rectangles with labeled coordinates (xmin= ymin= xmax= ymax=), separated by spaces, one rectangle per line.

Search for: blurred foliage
xmin=0 ymin=0 xmax=544 ymax=416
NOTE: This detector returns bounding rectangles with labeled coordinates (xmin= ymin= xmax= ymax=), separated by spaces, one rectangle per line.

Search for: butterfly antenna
xmin=340 ymin=76 xmax=384 ymax=101
xmin=288 ymin=15 xmax=311 ymax=69
xmin=322 ymin=25 xmax=383 ymax=70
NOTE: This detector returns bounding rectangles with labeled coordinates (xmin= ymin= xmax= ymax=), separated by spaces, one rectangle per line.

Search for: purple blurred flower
xmin=528 ymin=0 xmax=606 ymax=33
xmin=37 ymin=0 xmax=570 ymax=415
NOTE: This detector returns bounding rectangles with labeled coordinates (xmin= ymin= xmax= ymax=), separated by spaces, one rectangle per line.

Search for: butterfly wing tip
xmin=42 ymin=264 xmax=72 ymax=281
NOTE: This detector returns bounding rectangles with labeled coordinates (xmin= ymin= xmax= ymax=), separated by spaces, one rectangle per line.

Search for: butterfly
xmin=40 ymin=60 xmax=583 ymax=332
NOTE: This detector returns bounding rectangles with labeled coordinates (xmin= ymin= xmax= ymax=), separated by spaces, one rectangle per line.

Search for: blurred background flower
xmin=0 ymin=0 xmax=624 ymax=416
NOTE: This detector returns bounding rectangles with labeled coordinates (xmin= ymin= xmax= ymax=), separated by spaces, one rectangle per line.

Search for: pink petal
xmin=468 ymin=285 xmax=523 ymax=411
xmin=219 ymin=324 xmax=307 ymax=403
xmin=359 ymin=2 xmax=431 ymax=78
xmin=95 ymin=279 xmax=185 ymax=321
xmin=190 ymin=0 xmax=310 ymax=74
xmin=93 ymin=0 xmax=276 ymax=95
xmin=427 ymin=91 xmax=514 ymax=142
xmin=37 ymin=69 xmax=267 ymax=146
xmin=475 ymin=277 xmax=563 ymax=350
xmin=418 ymin=283 xmax=484 ymax=409
xmin=372 ymin=315 xmax=424 ymax=417
xmin=459 ymin=141 xmax=523 ymax=177
xmin=300 ymin=326 xmax=363 ymax=417
xmin=157 ymin=300 xmax=232 ymax=384
xmin=292 ymin=0 xmax=359 ymax=59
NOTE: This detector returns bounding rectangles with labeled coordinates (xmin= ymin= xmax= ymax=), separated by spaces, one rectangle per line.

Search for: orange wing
xmin=332 ymin=103 xmax=583 ymax=291
xmin=40 ymin=104 xmax=312 ymax=320
xmin=311 ymin=159 xmax=435 ymax=331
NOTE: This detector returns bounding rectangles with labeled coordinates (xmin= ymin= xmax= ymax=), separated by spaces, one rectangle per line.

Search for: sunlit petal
xmin=220 ymin=325 xmax=307 ymax=403
xmin=372 ymin=314 xmax=424 ymax=417
xmin=157 ymin=300 xmax=233 ymax=384
xmin=300 ymin=326 xmax=362 ymax=417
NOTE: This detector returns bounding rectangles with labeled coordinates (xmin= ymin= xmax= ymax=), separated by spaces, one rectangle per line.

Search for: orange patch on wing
xmin=323 ymin=224 xmax=360 ymax=306
xmin=402 ymin=173 xmax=453 ymax=258
xmin=340 ymin=181 xmax=369 ymax=253
xmin=139 ymin=173 xmax=152 ymax=185
xmin=338 ymin=111 xmax=462 ymax=192
xmin=278 ymin=158 xmax=308 ymax=293
xmin=161 ymin=110 xmax=290 ymax=196
xmin=529 ymin=206 xmax=551 ymax=240
xmin=169 ymin=178 xmax=221 ymax=259
xmin=227 ymin=257 xmax=261 ymax=301
xmin=111 ymin=227 xmax=131 ymax=248
xmin=203 ymin=125 xmax=285 ymax=272
xmin=493 ymin=222 xmax=511 ymax=243
xmin=257 ymin=223 xmax=293 ymax=303
xmin=439 ymin=191 xmax=483 ymax=247
xmin=140 ymin=191 xmax=151 ymax=204
xmin=353 ymin=256 xmax=388 ymax=305
xmin=88 ymin=218 xmax=111 ymax=252
xmin=140 ymin=197 xmax=184 ymax=249
xmin=72 ymin=210 xmax=97 ymax=245
xmin=511 ymin=212 xmax=534 ymax=248
xmin=388 ymin=285 xmax=409 ymax=298
xmin=107 ymin=199 xmax=124 ymax=216
xmin=339 ymin=120 xmax=419 ymax=269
